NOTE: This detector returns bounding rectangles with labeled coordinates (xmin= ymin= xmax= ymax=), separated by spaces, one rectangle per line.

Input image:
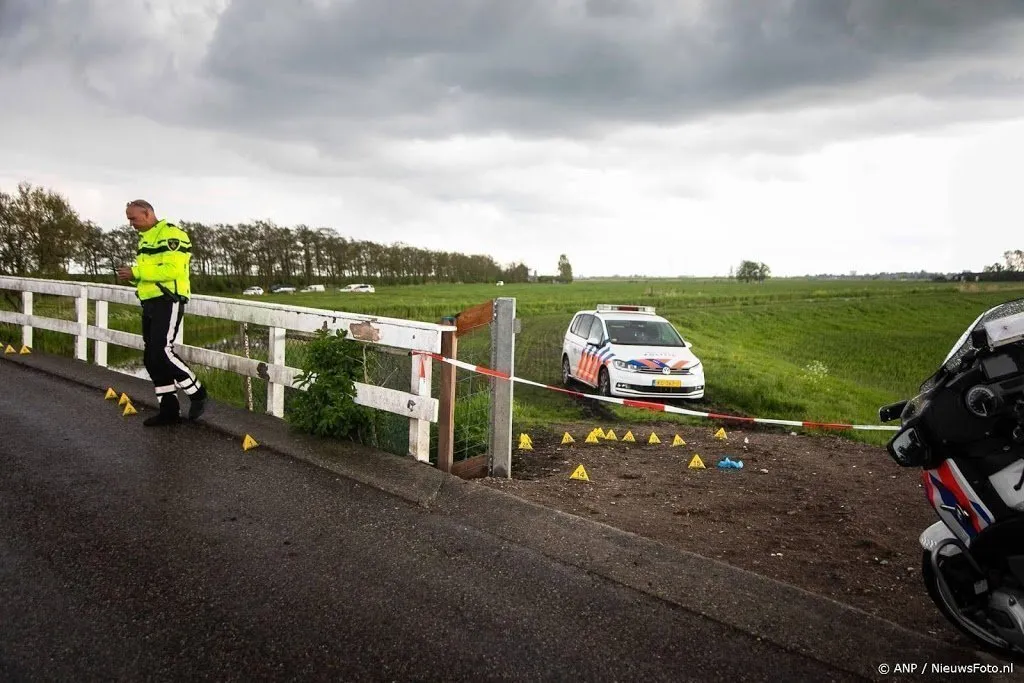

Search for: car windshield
xmin=605 ymin=319 xmax=685 ymax=347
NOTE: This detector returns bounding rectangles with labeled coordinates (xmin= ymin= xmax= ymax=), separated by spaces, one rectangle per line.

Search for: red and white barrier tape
xmin=412 ymin=351 xmax=900 ymax=432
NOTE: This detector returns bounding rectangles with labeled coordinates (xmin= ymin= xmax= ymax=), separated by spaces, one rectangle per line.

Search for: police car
xmin=561 ymin=304 xmax=705 ymax=399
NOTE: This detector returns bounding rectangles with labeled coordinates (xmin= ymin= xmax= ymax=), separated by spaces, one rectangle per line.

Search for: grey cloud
xmin=190 ymin=0 xmax=1024 ymax=135
xmin=3 ymin=0 xmax=1024 ymax=162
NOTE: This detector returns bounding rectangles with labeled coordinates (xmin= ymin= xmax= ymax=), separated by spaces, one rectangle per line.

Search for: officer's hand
xmin=116 ymin=266 xmax=134 ymax=280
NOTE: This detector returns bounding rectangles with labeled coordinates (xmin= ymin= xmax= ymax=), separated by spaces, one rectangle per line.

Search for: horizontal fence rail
xmin=0 ymin=276 xmax=457 ymax=462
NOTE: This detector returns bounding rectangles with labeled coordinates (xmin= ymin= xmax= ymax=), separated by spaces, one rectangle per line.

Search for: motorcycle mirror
xmin=879 ymin=400 xmax=908 ymax=422
xmin=971 ymin=327 xmax=990 ymax=349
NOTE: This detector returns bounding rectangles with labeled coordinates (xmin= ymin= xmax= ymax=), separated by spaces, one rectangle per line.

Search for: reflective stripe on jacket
xmin=131 ymin=220 xmax=192 ymax=301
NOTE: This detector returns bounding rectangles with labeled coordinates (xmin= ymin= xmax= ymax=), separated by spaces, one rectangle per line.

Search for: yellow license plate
xmin=654 ymin=379 xmax=681 ymax=387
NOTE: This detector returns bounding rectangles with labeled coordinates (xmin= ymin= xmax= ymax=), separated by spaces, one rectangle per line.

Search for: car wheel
xmin=598 ymin=368 xmax=611 ymax=397
xmin=561 ymin=356 xmax=572 ymax=387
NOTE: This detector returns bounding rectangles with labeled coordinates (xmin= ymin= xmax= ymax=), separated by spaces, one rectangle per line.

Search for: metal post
xmin=267 ymin=326 xmax=286 ymax=417
xmin=21 ymin=291 xmax=32 ymax=349
xmin=408 ymin=352 xmax=432 ymax=462
xmin=95 ymin=300 xmax=108 ymax=367
xmin=488 ymin=297 xmax=516 ymax=478
xmin=75 ymin=286 xmax=88 ymax=361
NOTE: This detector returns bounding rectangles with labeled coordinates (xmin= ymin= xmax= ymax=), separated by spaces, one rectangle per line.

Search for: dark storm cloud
xmin=2 ymin=0 xmax=1023 ymax=145
xmin=190 ymin=0 xmax=1024 ymax=136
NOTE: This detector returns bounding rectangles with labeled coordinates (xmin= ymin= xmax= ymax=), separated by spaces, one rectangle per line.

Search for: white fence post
xmin=75 ymin=286 xmax=88 ymax=361
xmin=488 ymin=297 xmax=516 ymax=478
xmin=94 ymin=300 xmax=108 ymax=367
xmin=408 ymin=352 xmax=433 ymax=462
xmin=21 ymin=291 xmax=32 ymax=349
xmin=267 ymin=326 xmax=286 ymax=417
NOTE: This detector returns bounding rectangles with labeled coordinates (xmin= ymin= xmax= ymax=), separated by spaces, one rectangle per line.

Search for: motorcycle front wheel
xmin=921 ymin=550 xmax=1022 ymax=661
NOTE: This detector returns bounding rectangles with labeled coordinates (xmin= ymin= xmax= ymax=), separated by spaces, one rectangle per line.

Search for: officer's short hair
xmin=126 ymin=199 xmax=155 ymax=213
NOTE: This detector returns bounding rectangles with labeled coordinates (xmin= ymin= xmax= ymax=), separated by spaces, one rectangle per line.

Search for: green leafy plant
xmin=287 ymin=328 xmax=371 ymax=441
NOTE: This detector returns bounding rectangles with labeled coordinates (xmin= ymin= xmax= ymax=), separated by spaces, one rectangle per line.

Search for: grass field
xmin=245 ymin=277 xmax=1024 ymax=445
xmin=6 ymin=278 xmax=1024 ymax=451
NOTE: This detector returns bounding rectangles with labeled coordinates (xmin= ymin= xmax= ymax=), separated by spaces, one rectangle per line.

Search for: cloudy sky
xmin=2 ymin=1 xmax=1023 ymax=277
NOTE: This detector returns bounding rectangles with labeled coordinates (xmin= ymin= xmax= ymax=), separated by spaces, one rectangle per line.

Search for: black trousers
xmin=141 ymin=297 xmax=202 ymax=398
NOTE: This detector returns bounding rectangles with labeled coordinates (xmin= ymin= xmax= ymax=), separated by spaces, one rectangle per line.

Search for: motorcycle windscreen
xmin=930 ymin=298 xmax=1024 ymax=391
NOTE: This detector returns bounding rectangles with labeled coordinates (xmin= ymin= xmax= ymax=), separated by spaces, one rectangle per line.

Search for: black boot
xmin=144 ymin=394 xmax=181 ymax=427
xmin=188 ymin=384 xmax=208 ymax=421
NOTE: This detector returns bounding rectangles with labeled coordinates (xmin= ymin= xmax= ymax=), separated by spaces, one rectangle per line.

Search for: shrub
xmin=287 ymin=328 xmax=371 ymax=441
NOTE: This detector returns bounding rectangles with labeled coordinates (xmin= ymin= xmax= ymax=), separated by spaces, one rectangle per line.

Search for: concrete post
xmin=488 ymin=297 xmax=516 ymax=478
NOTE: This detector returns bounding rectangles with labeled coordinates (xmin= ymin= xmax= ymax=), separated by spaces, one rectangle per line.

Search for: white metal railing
xmin=0 ymin=276 xmax=456 ymax=462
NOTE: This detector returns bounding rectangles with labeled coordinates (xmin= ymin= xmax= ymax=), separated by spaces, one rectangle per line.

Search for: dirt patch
xmin=479 ymin=421 xmax=973 ymax=649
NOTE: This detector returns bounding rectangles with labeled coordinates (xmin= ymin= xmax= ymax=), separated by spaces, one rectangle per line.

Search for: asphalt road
xmin=0 ymin=361 xmax=867 ymax=681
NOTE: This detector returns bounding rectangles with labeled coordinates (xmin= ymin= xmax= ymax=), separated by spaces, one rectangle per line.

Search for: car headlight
xmin=613 ymin=360 xmax=637 ymax=372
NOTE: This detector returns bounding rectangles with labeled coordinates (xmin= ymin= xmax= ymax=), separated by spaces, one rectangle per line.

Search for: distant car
xmin=561 ymin=304 xmax=705 ymax=399
xmin=270 ymin=285 xmax=297 ymax=294
xmin=242 ymin=286 xmax=264 ymax=296
xmin=340 ymin=284 xmax=375 ymax=293
xmin=301 ymin=284 xmax=326 ymax=293
xmin=496 ymin=280 xmax=504 ymax=286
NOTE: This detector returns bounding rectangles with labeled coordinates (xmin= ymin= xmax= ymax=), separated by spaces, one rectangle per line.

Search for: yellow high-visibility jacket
xmin=131 ymin=220 xmax=192 ymax=301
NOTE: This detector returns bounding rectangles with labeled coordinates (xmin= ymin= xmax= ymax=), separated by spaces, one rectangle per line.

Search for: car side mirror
xmin=587 ymin=334 xmax=602 ymax=346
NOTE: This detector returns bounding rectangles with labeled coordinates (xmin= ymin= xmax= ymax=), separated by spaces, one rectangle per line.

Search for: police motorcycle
xmin=880 ymin=298 xmax=1024 ymax=657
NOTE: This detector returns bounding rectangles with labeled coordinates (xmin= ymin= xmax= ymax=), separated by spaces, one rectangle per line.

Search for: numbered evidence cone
xmin=122 ymin=402 xmax=137 ymax=417
xmin=714 ymin=427 xmax=728 ymax=440
xmin=561 ymin=432 xmax=575 ymax=445
xmin=3 ymin=344 xmax=14 ymax=354
xmin=19 ymin=345 xmax=30 ymax=354
xmin=622 ymin=431 xmax=636 ymax=443
xmin=118 ymin=393 xmax=130 ymax=407
xmin=518 ymin=433 xmax=533 ymax=450
xmin=593 ymin=427 xmax=606 ymax=439
xmin=569 ymin=464 xmax=590 ymax=481
xmin=242 ymin=434 xmax=259 ymax=451
xmin=604 ymin=429 xmax=617 ymax=441
xmin=648 ymin=432 xmax=661 ymax=444
xmin=585 ymin=430 xmax=601 ymax=444
xmin=672 ymin=434 xmax=686 ymax=447
xmin=104 ymin=387 xmax=118 ymax=400
xmin=688 ymin=454 xmax=706 ymax=470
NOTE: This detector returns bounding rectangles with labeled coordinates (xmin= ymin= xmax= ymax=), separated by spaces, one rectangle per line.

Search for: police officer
xmin=116 ymin=199 xmax=207 ymax=426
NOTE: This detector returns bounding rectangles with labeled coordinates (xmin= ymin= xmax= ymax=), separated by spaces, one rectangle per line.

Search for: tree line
xmin=983 ymin=251 xmax=1024 ymax=274
xmin=0 ymin=182 xmax=544 ymax=291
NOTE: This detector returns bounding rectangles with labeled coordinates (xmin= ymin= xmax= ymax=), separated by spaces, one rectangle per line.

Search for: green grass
xmin=240 ymin=278 xmax=1024 ymax=445
xmin=6 ymin=278 xmax=1024 ymax=450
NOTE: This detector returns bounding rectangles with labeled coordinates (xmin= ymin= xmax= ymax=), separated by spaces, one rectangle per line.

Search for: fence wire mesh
xmin=279 ymin=332 xmax=413 ymax=458
xmin=428 ymin=322 xmax=492 ymax=467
